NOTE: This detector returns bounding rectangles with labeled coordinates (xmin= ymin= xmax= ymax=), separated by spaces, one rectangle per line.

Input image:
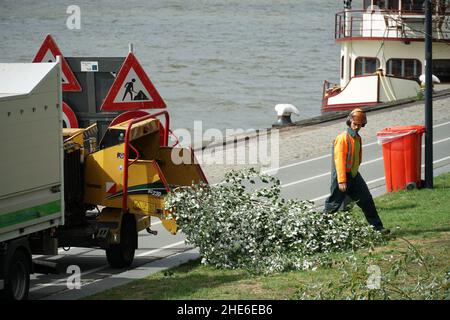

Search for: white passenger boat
xmin=322 ymin=0 xmax=450 ymax=112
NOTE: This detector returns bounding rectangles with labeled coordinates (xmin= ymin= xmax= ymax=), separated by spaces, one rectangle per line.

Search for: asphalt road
xmin=29 ymin=120 xmax=450 ymax=300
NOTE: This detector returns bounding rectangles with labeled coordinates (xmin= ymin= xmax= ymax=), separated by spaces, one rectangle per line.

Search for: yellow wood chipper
xmin=60 ymin=111 xmax=207 ymax=268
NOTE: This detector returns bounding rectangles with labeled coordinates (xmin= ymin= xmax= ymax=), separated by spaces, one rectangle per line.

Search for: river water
xmin=0 ymin=0 xmax=342 ymax=132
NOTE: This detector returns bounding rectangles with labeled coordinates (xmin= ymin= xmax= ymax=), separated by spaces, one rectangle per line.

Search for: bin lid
xmin=377 ymin=125 xmax=425 ymax=135
xmin=376 ymin=125 xmax=425 ymax=145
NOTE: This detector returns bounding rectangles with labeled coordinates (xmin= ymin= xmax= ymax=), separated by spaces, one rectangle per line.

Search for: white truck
xmin=0 ymin=61 xmax=64 ymax=300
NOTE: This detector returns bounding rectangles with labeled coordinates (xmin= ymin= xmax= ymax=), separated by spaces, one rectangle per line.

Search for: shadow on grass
xmin=93 ymin=259 xmax=251 ymax=300
xmin=377 ymin=203 xmax=418 ymax=211
xmin=130 ymin=271 xmax=248 ymax=300
xmin=429 ymin=183 xmax=450 ymax=190
xmin=393 ymin=226 xmax=450 ymax=237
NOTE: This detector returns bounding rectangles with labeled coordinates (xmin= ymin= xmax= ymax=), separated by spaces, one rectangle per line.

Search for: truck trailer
xmin=0 ymin=61 xmax=64 ymax=299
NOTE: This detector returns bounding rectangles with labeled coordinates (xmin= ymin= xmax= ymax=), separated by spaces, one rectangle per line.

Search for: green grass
xmin=87 ymin=172 xmax=450 ymax=300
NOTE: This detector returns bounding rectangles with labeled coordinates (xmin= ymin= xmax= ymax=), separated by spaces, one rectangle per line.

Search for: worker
xmin=122 ymin=78 xmax=137 ymax=101
xmin=323 ymin=108 xmax=390 ymax=235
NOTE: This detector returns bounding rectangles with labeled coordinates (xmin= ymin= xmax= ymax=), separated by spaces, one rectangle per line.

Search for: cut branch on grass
xmin=165 ymin=168 xmax=385 ymax=274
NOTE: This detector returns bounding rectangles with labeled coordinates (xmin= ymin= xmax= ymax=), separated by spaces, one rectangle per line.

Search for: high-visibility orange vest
xmin=333 ymin=130 xmax=362 ymax=183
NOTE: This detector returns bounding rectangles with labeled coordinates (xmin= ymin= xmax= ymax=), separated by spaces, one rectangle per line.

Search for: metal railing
xmin=335 ymin=9 xmax=450 ymax=40
xmin=121 ymin=111 xmax=170 ymax=213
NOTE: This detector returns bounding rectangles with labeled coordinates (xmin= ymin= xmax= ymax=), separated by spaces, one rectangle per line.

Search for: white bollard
xmin=273 ymin=104 xmax=299 ymax=127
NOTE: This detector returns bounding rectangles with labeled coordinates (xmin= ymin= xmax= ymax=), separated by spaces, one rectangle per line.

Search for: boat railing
xmin=335 ymin=9 xmax=450 ymax=41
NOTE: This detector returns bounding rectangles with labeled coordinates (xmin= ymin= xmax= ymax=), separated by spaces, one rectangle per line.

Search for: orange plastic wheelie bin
xmin=376 ymin=125 xmax=425 ymax=192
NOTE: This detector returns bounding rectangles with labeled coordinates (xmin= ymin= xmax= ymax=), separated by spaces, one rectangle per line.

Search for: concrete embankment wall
xmin=196 ymin=90 xmax=450 ymax=184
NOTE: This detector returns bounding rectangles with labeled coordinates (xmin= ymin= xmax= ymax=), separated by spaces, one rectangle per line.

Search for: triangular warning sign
xmin=100 ymin=52 xmax=166 ymax=111
xmin=33 ymin=34 xmax=81 ymax=92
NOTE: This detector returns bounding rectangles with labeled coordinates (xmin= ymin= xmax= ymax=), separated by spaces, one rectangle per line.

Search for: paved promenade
xmin=199 ymin=93 xmax=450 ymax=184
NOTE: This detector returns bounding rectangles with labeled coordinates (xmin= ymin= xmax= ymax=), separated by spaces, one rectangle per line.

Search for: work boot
xmin=378 ymin=228 xmax=391 ymax=235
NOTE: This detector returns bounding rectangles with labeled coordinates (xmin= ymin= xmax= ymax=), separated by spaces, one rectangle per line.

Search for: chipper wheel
xmin=106 ymin=214 xmax=137 ymax=268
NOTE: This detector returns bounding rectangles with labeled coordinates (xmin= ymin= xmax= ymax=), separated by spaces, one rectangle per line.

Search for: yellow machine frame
xmin=63 ymin=114 xmax=207 ymax=242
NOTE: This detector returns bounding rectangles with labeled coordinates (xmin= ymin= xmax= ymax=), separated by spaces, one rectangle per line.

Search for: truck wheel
xmin=106 ymin=215 xmax=136 ymax=268
xmin=3 ymin=250 xmax=30 ymax=300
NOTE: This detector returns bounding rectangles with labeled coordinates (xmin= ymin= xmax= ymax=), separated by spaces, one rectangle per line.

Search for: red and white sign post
xmin=33 ymin=34 xmax=81 ymax=92
xmin=100 ymin=52 xmax=166 ymax=111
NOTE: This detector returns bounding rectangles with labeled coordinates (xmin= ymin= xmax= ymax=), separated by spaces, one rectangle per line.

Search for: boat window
xmin=373 ymin=0 xmax=386 ymax=9
xmin=437 ymin=1 xmax=449 ymax=15
xmin=341 ymin=56 xmax=344 ymax=79
xmin=372 ymin=0 xmax=399 ymax=9
xmin=402 ymin=0 xmax=426 ymax=12
xmin=387 ymin=59 xmax=422 ymax=79
xmin=364 ymin=0 xmax=372 ymax=9
xmin=355 ymin=57 xmax=380 ymax=76
xmin=433 ymin=59 xmax=450 ymax=83
xmin=388 ymin=0 xmax=400 ymax=10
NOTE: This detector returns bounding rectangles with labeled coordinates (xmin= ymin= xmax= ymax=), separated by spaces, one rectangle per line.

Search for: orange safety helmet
xmin=346 ymin=108 xmax=367 ymax=127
